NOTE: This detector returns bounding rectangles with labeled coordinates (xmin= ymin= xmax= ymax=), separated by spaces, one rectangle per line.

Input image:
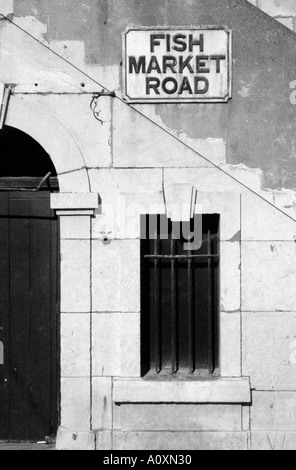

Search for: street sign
xmin=123 ymin=27 xmax=232 ymax=104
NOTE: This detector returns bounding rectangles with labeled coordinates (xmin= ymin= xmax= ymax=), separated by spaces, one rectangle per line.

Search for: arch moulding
xmin=5 ymin=94 xmax=91 ymax=193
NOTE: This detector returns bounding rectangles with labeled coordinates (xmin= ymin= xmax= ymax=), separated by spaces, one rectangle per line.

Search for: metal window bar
xmin=208 ymin=228 xmax=214 ymax=374
xmin=154 ymin=236 xmax=161 ymax=374
xmin=188 ymin=243 xmax=194 ymax=374
xmin=171 ymin=233 xmax=177 ymax=374
xmin=144 ymin=216 xmax=219 ymax=376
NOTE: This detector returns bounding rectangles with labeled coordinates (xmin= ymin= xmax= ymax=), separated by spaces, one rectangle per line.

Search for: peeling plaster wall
xmin=4 ymin=0 xmax=296 ymax=190
xmin=249 ymin=0 xmax=296 ymax=32
xmin=0 ymin=0 xmax=13 ymax=16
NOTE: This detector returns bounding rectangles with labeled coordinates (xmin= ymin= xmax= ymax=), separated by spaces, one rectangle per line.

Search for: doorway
xmin=0 ymin=126 xmax=60 ymax=442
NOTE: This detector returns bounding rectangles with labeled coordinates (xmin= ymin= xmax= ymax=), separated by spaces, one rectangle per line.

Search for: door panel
xmin=10 ymin=198 xmax=32 ymax=440
xmin=0 ymin=190 xmax=59 ymax=441
xmin=0 ymin=194 xmax=10 ymax=439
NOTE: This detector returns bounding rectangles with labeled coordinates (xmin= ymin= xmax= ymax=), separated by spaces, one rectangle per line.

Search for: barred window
xmin=141 ymin=214 xmax=220 ymax=378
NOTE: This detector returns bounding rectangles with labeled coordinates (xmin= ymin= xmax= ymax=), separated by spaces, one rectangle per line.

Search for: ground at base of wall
xmin=0 ymin=443 xmax=55 ymax=451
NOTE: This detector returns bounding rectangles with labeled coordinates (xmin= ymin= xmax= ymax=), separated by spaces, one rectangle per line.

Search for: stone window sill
xmin=113 ymin=377 xmax=251 ymax=404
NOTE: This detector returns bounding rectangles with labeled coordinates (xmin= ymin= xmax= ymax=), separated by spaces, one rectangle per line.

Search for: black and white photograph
xmin=0 ymin=0 xmax=296 ymax=453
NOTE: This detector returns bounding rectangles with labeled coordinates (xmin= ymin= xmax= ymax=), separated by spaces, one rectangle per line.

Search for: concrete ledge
xmin=51 ymin=193 xmax=99 ymax=211
xmin=113 ymin=378 xmax=251 ymax=404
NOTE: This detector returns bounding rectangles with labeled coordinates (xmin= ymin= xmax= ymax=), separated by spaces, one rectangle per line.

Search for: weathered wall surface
xmin=1 ymin=0 xmax=296 ymax=190
xmin=1 ymin=0 xmax=296 ymax=451
xmin=249 ymin=0 xmax=296 ymax=32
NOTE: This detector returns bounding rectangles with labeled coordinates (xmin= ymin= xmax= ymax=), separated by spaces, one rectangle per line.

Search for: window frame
xmin=113 ymin=189 xmax=250 ymax=405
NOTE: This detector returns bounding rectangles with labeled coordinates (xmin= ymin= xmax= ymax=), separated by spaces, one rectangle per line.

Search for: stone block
xmin=51 ymin=193 xmax=99 ymax=211
xmin=92 ymin=313 xmax=120 ymax=376
xmin=92 ymin=377 xmax=112 ymax=431
xmin=89 ymin=169 xmax=163 ymax=197
xmin=220 ymin=311 xmax=241 ymax=377
xmin=252 ymin=392 xmax=296 ymax=431
xmin=92 ymin=312 xmax=140 ymax=377
xmin=92 ymin=240 xmax=140 ymax=312
xmin=95 ymin=431 xmax=112 ymax=450
xmin=61 ymin=314 xmax=90 ymax=378
xmin=220 ymin=242 xmax=241 ymax=312
xmin=113 ymin=431 xmax=249 ymax=450
xmin=60 ymin=240 xmax=91 ymax=313
xmin=273 ymin=190 xmax=296 ymax=219
xmin=121 ymin=313 xmax=141 ymax=377
xmin=242 ymin=242 xmax=296 ymax=311
xmin=112 ymin=99 xmax=214 ymax=168
xmin=258 ymin=0 xmax=296 ymax=17
xmin=251 ymin=432 xmax=296 ymax=451
xmin=243 ymin=312 xmax=296 ymax=390
xmin=56 ymin=428 xmax=95 ymax=451
xmin=113 ymin=378 xmax=251 ymax=404
xmin=113 ymin=404 xmax=242 ymax=432
xmin=58 ymin=170 xmax=91 ymax=193
xmin=242 ymin=406 xmax=251 ymax=431
xmin=60 ymin=378 xmax=90 ymax=431
xmin=60 ymin=216 xmax=91 ymax=240
xmin=241 ymin=192 xmax=296 ymax=241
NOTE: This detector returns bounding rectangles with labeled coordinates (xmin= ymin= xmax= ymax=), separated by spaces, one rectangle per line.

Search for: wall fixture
xmin=0 ymin=84 xmax=14 ymax=130
xmin=164 ymin=184 xmax=198 ymax=222
xmin=90 ymin=90 xmax=116 ymax=125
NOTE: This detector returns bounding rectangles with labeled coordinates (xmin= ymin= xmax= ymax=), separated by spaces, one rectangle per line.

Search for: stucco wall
xmin=249 ymin=0 xmax=296 ymax=32
xmin=1 ymin=0 xmax=296 ymax=451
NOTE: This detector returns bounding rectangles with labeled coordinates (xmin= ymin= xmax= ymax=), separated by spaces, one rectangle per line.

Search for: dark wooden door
xmin=0 ymin=182 xmax=59 ymax=442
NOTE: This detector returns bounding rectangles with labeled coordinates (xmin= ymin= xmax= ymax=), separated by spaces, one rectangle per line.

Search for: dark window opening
xmin=141 ymin=214 xmax=220 ymax=378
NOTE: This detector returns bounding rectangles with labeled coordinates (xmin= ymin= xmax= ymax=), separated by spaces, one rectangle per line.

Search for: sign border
xmin=122 ymin=26 xmax=232 ymax=104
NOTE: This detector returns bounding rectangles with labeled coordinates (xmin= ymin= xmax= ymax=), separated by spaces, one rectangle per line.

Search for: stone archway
xmin=5 ymin=95 xmax=91 ymax=193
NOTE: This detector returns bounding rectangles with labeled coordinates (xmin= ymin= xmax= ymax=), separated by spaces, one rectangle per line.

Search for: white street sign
xmin=123 ymin=27 xmax=232 ymax=103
